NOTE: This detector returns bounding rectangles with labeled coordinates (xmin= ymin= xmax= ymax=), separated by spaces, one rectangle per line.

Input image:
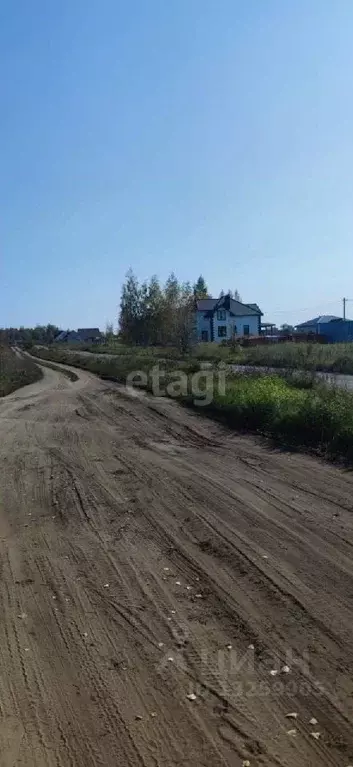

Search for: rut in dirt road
xmin=0 ymin=361 xmax=353 ymax=766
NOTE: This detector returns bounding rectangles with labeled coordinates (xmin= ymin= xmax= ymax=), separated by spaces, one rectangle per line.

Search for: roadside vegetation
xmin=0 ymin=346 xmax=43 ymax=397
xmin=45 ymin=338 xmax=353 ymax=375
xmin=202 ymin=374 xmax=353 ymax=461
xmin=237 ymin=341 xmax=353 ymax=374
xmin=31 ymin=345 xmax=353 ymax=463
xmin=30 ymin=345 xmax=198 ymax=382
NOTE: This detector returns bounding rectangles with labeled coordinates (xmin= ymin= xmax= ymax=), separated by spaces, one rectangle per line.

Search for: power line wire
xmin=269 ymin=299 xmax=340 ymax=316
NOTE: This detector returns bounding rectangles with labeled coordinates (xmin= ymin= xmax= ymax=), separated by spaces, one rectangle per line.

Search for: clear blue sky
xmin=2 ymin=0 xmax=353 ymax=329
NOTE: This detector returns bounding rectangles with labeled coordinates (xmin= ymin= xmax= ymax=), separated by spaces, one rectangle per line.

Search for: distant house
xmin=196 ymin=294 xmax=262 ymax=343
xmin=295 ymin=316 xmax=353 ymax=343
xmin=54 ymin=328 xmax=102 ymax=344
xmin=76 ymin=328 xmax=102 ymax=343
xmin=54 ymin=331 xmax=70 ymax=343
xmin=295 ymin=316 xmax=342 ymax=334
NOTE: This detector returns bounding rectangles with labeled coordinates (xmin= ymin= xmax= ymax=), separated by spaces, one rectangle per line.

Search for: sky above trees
xmin=2 ymin=1 xmax=353 ymax=328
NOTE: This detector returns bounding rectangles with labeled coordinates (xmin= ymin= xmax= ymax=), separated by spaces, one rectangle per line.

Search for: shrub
xmin=0 ymin=346 xmax=42 ymax=396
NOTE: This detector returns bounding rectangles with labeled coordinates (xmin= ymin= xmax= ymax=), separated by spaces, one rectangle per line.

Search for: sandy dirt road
xmin=0 ymin=362 xmax=353 ymax=766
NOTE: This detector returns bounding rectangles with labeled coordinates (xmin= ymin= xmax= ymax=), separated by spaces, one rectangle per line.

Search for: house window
xmin=218 ymin=326 xmax=227 ymax=338
xmin=234 ymin=324 xmax=237 ymax=335
xmin=243 ymin=325 xmax=250 ymax=336
xmin=217 ymin=309 xmax=226 ymax=321
xmin=201 ymin=330 xmax=208 ymax=342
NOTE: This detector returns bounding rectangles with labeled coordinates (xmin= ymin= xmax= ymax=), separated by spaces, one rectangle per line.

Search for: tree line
xmin=1 ymin=273 xmax=243 ymax=351
xmin=118 ymin=269 xmax=242 ymax=349
xmin=0 ymin=324 xmax=60 ymax=346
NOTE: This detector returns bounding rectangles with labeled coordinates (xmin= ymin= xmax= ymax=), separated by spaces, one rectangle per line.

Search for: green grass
xmin=192 ymin=339 xmax=353 ymax=372
xmin=238 ymin=341 xmax=353 ymax=373
xmin=53 ymin=339 xmax=241 ymax=363
xmin=62 ymin=341 xmax=185 ymax=360
xmin=51 ymin=339 xmax=353 ymax=374
xmin=0 ymin=346 xmax=43 ymax=396
xmin=30 ymin=345 xmax=199 ymax=383
xmin=32 ymin=345 xmax=353 ymax=463
xmin=197 ymin=374 xmax=353 ymax=461
xmin=197 ymin=339 xmax=353 ymax=373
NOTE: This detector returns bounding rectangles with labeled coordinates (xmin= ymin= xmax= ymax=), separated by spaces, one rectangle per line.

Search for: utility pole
xmin=343 ymin=297 xmax=346 ymax=320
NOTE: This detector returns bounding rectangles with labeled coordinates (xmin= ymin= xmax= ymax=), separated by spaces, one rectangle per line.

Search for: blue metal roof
xmin=296 ymin=315 xmax=344 ymax=328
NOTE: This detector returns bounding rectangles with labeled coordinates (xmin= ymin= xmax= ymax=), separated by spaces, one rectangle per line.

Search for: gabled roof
xmin=55 ymin=330 xmax=68 ymax=342
xmin=76 ymin=328 xmax=101 ymax=340
xmin=55 ymin=328 xmax=102 ymax=342
xmin=228 ymin=298 xmax=262 ymax=316
xmin=296 ymin=315 xmax=343 ymax=328
xmin=247 ymin=303 xmax=262 ymax=314
xmin=55 ymin=330 xmax=80 ymax=341
xmin=196 ymin=295 xmax=262 ymax=316
xmin=196 ymin=298 xmax=219 ymax=312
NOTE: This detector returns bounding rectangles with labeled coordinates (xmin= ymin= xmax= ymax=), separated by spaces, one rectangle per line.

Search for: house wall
xmin=196 ymin=311 xmax=259 ymax=342
xmin=234 ymin=315 xmax=260 ymax=337
xmin=296 ymin=325 xmax=317 ymax=335
xmin=212 ymin=311 xmax=259 ymax=342
xmin=320 ymin=321 xmax=353 ymax=343
xmin=296 ymin=321 xmax=353 ymax=342
xmin=196 ymin=312 xmax=212 ymax=341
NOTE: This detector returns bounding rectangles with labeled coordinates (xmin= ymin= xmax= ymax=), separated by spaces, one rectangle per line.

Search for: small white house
xmin=196 ymin=295 xmax=262 ymax=343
